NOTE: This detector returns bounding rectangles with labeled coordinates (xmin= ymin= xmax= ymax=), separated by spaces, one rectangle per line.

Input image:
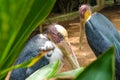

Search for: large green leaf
xmin=54 ymin=67 xmax=84 ymax=79
xmin=0 ymin=50 xmax=47 ymax=76
xmin=26 ymin=60 xmax=60 ymax=80
xmin=75 ymin=47 xmax=115 ymax=80
xmin=0 ymin=0 xmax=33 ymax=67
xmin=0 ymin=0 xmax=56 ymax=79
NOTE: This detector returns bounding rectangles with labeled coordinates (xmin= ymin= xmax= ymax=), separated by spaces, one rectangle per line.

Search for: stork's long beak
xmin=47 ymin=24 xmax=79 ymax=69
xmin=57 ymin=40 xmax=80 ymax=69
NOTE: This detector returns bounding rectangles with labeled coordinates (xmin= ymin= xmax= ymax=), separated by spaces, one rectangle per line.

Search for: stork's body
xmin=85 ymin=13 xmax=120 ymax=56
xmin=85 ymin=13 xmax=120 ymax=80
xmin=10 ymin=34 xmax=63 ymax=80
xmin=79 ymin=5 xmax=120 ymax=80
xmin=10 ymin=24 xmax=79 ymax=80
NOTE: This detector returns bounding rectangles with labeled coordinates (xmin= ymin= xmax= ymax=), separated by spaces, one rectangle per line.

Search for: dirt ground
xmin=60 ymin=5 xmax=120 ymax=72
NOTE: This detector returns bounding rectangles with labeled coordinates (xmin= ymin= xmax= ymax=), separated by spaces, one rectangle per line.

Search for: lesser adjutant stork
xmin=10 ymin=23 xmax=79 ymax=80
xmin=79 ymin=4 xmax=120 ymax=80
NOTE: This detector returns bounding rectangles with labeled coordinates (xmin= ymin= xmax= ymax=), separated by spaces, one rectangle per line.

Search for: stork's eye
xmin=47 ymin=53 xmax=52 ymax=57
xmin=57 ymin=33 xmax=63 ymax=39
xmin=47 ymin=52 xmax=52 ymax=57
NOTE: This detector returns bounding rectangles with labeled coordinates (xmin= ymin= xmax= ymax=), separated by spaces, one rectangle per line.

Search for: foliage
xmin=53 ymin=0 xmax=80 ymax=13
xmin=75 ymin=47 xmax=115 ymax=80
xmin=26 ymin=47 xmax=115 ymax=80
xmin=0 ymin=0 xmax=115 ymax=79
xmin=26 ymin=60 xmax=60 ymax=80
xmin=79 ymin=0 xmax=87 ymax=3
xmin=54 ymin=67 xmax=84 ymax=78
xmin=0 ymin=0 xmax=56 ymax=79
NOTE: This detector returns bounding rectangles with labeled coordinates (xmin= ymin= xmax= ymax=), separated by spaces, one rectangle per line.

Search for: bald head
xmin=47 ymin=23 xmax=68 ymax=43
xmin=79 ymin=4 xmax=91 ymax=19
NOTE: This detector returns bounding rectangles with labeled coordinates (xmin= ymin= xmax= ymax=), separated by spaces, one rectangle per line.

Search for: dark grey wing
xmin=85 ymin=21 xmax=113 ymax=56
xmin=91 ymin=13 xmax=120 ymax=42
xmin=16 ymin=34 xmax=49 ymax=62
xmin=10 ymin=34 xmax=50 ymax=80
xmin=88 ymin=13 xmax=120 ymax=58
xmin=86 ymin=13 xmax=120 ymax=79
xmin=114 ymin=41 xmax=120 ymax=79
xmin=89 ymin=13 xmax=120 ymax=59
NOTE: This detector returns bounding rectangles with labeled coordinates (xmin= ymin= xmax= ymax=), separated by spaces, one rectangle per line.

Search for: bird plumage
xmin=85 ymin=12 xmax=120 ymax=80
xmin=9 ymin=23 xmax=79 ymax=80
xmin=10 ymin=34 xmax=63 ymax=80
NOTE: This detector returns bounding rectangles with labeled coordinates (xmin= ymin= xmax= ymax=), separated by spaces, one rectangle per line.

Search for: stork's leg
xmin=79 ymin=20 xmax=85 ymax=50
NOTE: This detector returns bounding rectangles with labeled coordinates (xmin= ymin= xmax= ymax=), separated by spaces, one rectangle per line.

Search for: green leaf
xmin=0 ymin=58 xmax=32 ymax=76
xmin=1 ymin=50 xmax=46 ymax=76
xmin=75 ymin=47 xmax=115 ymax=80
xmin=26 ymin=60 xmax=60 ymax=80
xmin=54 ymin=67 xmax=84 ymax=78
xmin=0 ymin=0 xmax=34 ymax=67
xmin=0 ymin=0 xmax=56 ymax=79
xmin=2 ymin=0 xmax=56 ymax=69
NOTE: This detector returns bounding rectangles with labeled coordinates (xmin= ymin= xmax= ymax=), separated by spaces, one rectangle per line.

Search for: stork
xmin=79 ymin=4 xmax=120 ymax=80
xmin=9 ymin=23 xmax=79 ymax=80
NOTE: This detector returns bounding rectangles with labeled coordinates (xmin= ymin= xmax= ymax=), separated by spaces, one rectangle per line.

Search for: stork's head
xmin=47 ymin=23 xmax=68 ymax=43
xmin=79 ymin=4 xmax=92 ymax=49
xmin=79 ymin=4 xmax=92 ymax=21
xmin=47 ymin=23 xmax=79 ymax=68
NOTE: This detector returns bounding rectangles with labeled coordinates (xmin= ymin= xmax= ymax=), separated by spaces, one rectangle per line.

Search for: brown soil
xmin=60 ymin=5 xmax=120 ymax=72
